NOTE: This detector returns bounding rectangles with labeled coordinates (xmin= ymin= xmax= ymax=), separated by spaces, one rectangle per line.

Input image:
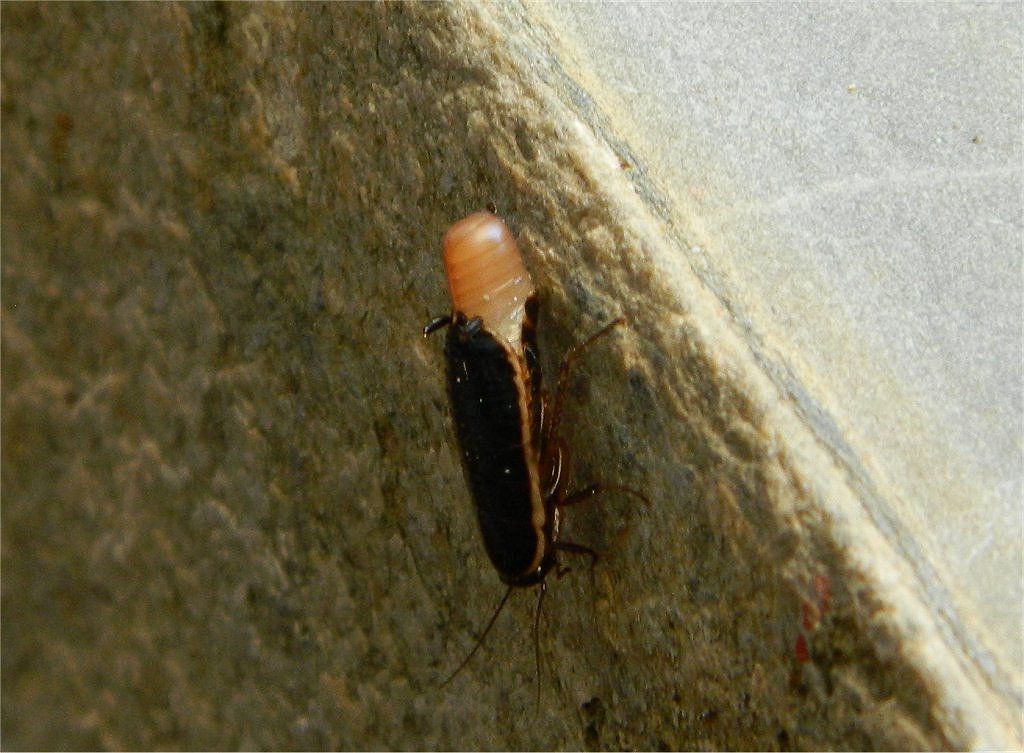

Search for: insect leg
xmin=562 ymin=482 xmax=652 ymax=509
xmin=543 ymin=443 xmax=564 ymax=499
xmin=554 ymin=540 xmax=599 ymax=569
xmin=544 ymin=317 xmax=626 ymax=454
xmin=553 ymin=540 xmax=600 ymax=589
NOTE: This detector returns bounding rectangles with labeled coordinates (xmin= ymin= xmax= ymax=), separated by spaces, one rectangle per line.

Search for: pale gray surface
xmin=538 ymin=0 xmax=1023 ymax=698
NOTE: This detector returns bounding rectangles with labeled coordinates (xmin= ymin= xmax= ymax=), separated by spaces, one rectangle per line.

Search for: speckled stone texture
xmin=2 ymin=3 xmax=1016 ymax=749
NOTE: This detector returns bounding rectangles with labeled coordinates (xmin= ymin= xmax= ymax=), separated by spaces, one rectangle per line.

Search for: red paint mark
xmin=800 ymin=600 xmax=815 ymax=631
xmin=793 ymin=633 xmax=810 ymax=663
xmin=794 ymin=572 xmax=832 ymax=664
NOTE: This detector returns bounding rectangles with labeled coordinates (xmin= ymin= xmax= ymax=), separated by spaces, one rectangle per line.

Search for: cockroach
xmin=424 ymin=210 xmax=644 ymax=696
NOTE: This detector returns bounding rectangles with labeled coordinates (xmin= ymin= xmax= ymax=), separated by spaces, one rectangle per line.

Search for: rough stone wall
xmin=3 ymin=3 xmax=1013 ymax=749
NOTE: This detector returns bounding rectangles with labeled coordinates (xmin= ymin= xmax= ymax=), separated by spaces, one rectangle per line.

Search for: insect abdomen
xmin=443 ymin=212 xmax=534 ymax=350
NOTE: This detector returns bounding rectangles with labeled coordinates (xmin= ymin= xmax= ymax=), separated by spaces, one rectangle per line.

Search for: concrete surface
xmin=2 ymin=3 xmax=1020 ymax=750
xmin=534 ymin=3 xmax=1023 ymax=713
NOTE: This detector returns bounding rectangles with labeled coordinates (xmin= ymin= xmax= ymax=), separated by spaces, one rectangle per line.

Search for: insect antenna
xmin=441 ymin=585 xmax=515 ymax=686
xmin=533 ymin=582 xmax=548 ymax=713
xmin=423 ymin=314 xmax=452 ymax=337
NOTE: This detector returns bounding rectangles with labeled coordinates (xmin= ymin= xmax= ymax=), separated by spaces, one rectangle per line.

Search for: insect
xmin=424 ymin=210 xmax=643 ymax=694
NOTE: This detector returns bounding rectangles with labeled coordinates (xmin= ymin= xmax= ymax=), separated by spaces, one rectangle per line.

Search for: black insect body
xmin=425 ymin=211 xmax=637 ymax=690
xmin=443 ymin=310 xmax=550 ymax=585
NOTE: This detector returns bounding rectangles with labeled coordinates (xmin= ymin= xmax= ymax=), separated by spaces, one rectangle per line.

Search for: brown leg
xmin=560 ymin=482 xmax=602 ymax=508
xmin=555 ymin=540 xmax=599 ymax=570
xmin=543 ymin=318 xmax=626 ymax=460
xmin=554 ymin=540 xmax=600 ymax=585
xmin=562 ymin=481 xmax=652 ymax=510
xmin=543 ymin=443 xmax=564 ymax=499
xmin=554 ymin=484 xmax=650 ymax=579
